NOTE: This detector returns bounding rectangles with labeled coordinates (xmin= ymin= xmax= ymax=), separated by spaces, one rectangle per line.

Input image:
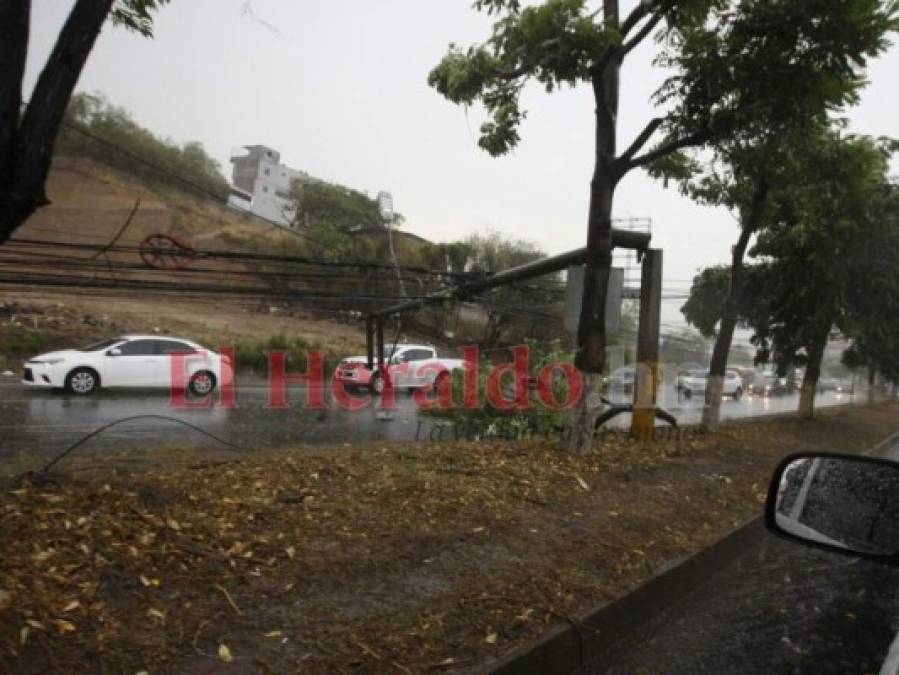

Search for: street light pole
xmin=377 ymin=191 xmax=407 ymax=299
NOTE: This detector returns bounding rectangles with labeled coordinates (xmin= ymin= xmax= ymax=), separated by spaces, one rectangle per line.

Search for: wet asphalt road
xmin=0 ymin=378 xmax=858 ymax=459
xmin=599 ymin=438 xmax=899 ymax=675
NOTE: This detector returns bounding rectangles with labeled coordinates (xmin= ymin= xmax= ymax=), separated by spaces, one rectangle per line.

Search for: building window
xmin=264 ymin=168 xmax=271 ymax=176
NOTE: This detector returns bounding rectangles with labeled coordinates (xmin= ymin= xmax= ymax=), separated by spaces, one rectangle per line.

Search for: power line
xmin=3 ymin=237 xmax=469 ymax=279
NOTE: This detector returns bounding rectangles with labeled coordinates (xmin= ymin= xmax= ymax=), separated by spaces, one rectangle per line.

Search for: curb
xmin=481 ymin=428 xmax=899 ymax=675
xmin=477 ymin=520 xmax=768 ymax=675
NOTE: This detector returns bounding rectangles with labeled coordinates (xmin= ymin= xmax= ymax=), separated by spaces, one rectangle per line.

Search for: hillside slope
xmin=0 ymin=157 xmax=370 ymax=367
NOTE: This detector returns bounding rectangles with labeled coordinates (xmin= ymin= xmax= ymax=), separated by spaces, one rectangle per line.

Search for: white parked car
xmin=609 ymin=366 xmax=636 ymax=395
xmin=22 ymin=335 xmax=231 ymax=396
xmin=336 ymin=343 xmax=465 ymax=394
xmin=676 ymin=369 xmax=744 ymax=400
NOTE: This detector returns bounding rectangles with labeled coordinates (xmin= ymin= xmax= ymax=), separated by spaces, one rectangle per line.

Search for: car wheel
xmin=66 ymin=368 xmax=99 ymax=395
xmin=189 ymin=370 xmax=216 ymax=396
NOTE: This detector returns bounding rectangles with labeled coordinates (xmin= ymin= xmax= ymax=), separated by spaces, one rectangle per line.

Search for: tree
xmin=289 ymin=180 xmax=385 ymax=261
xmin=749 ymin=134 xmax=895 ymax=418
xmin=429 ymin=0 xmax=897 ymax=451
xmin=681 ymin=133 xmax=898 ymax=419
xmin=461 ymin=230 xmax=551 ymax=347
xmin=649 ymin=0 xmax=897 ymax=429
xmin=0 ymin=0 xmax=171 ymax=243
xmin=833 ymin=179 xmax=899 ymax=401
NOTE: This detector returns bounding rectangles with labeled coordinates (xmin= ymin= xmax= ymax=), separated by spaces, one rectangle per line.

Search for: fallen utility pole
xmin=371 ymin=228 xmax=651 ymax=321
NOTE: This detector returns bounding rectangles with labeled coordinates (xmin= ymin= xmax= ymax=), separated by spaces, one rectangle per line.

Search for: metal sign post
xmin=564 ymin=265 xmax=624 ymax=336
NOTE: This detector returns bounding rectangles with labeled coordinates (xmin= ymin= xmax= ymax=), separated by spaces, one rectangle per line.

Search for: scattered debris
xmin=1 ymin=403 xmax=897 ymax=673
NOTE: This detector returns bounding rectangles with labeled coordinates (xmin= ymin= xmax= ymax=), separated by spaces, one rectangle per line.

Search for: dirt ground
xmin=2 ymin=402 xmax=898 ymax=674
xmin=0 ymin=291 xmax=366 ymax=363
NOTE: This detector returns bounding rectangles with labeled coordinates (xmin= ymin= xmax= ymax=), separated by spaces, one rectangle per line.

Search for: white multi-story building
xmin=227 ymin=145 xmax=308 ymax=226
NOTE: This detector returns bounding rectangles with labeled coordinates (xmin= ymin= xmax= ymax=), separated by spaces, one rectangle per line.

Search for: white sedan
xmin=676 ymin=369 xmax=744 ymax=400
xmin=22 ymin=335 xmax=230 ymax=396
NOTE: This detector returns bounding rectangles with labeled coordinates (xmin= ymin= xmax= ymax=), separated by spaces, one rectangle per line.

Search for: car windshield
xmin=78 ymin=338 xmax=122 ymax=352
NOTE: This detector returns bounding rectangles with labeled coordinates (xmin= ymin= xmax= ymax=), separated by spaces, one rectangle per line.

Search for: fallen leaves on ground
xmin=1 ymin=403 xmax=897 ymax=674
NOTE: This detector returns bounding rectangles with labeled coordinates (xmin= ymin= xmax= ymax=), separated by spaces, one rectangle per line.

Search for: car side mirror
xmin=107 ymin=347 xmax=122 ymax=357
xmin=766 ymin=452 xmax=899 ymax=563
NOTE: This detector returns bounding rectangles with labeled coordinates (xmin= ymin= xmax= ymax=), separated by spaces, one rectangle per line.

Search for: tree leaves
xmin=428 ymin=0 xmax=618 ymax=155
xmin=109 ymin=1 xmax=171 ymax=38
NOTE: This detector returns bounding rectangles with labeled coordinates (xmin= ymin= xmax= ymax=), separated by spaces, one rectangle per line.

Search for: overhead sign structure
xmin=564 ymin=265 xmax=624 ymax=336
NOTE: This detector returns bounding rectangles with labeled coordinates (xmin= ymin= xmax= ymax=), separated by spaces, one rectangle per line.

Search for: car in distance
xmin=609 ymin=366 xmax=636 ymax=396
xmin=676 ymin=369 xmax=744 ymax=400
xmin=22 ymin=335 xmax=230 ymax=396
xmin=335 ymin=344 xmax=465 ymax=394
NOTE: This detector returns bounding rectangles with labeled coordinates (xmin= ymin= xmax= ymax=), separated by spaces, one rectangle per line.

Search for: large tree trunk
xmin=0 ymin=0 xmax=115 ymax=244
xmin=798 ymin=320 xmax=831 ymax=419
xmin=567 ymin=3 xmax=620 ymax=454
xmin=0 ymin=1 xmax=30 ymax=184
xmin=702 ymin=180 xmax=769 ymax=431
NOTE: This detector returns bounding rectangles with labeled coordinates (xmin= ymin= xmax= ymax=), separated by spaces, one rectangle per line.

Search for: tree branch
xmin=16 ymin=0 xmax=115 ymax=198
xmin=594 ymin=3 xmax=662 ymax=73
xmin=624 ymin=131 xmax=708 ymax=172
xmin=622 ymin=10 xmax=663 ymax=55
xmin=616 ymin=117 xmax=663 ymax=167
xmin=620 ymin=1 xmax=655 ymax=36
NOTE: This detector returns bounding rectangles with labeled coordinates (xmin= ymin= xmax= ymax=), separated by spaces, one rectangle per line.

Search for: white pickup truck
xmin=335 ymin=343 xmax=466 ymax=394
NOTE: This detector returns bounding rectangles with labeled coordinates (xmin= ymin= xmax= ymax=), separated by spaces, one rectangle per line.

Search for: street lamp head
xmin=377 ymin=191 xmax=394 ymax=222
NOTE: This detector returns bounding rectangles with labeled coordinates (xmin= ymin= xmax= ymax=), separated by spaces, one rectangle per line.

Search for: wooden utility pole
xmin=631 ymin=249 xmax=662 ymax=439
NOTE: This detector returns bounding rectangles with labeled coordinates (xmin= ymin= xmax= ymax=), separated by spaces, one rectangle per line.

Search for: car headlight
xmin=31 ymin=358 xmax=65 ymax=365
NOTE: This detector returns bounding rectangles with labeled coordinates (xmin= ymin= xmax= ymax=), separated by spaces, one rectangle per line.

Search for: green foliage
xmin=680 ymin=263 xmax=774 ymax=340
xmin=655 ymin=0 xmax=898 ymax=146
xmin=680 ymin=266 xmax=730 ymax=338
xmin=0 ymin=330 xmax=52 ymax=360
xmin=57 ymin=93 xmax=230 ymax=200
xmin=427 ymin=340 xmax=575 ymax=438
xmin=292 ymin=181 xmax=382 ymax=232
xmin=110 ymin=0 xmax=171 ymax=37
xmin=431 ymin=0 xmax=896 ymax=160
xmin=684 ymin=132 xmax=899 ymax=381
xmin=428 ymin=0 xmax=620 ymax=156
xmin=463 ymin=230 xmax=560 ymax=346
xmin=289 ymin=180 xmax=386 ymax=262
xmin=835 ymin=179 xmax=899 ymax=383
xmin=463 ymin=229 xmax=544 ymax=272
xmin=231 ymin=333 xmax=340 ymax=376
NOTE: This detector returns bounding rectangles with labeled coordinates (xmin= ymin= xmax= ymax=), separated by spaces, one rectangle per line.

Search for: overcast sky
xmin=25 ymin=1 xmax=899 ymax=328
